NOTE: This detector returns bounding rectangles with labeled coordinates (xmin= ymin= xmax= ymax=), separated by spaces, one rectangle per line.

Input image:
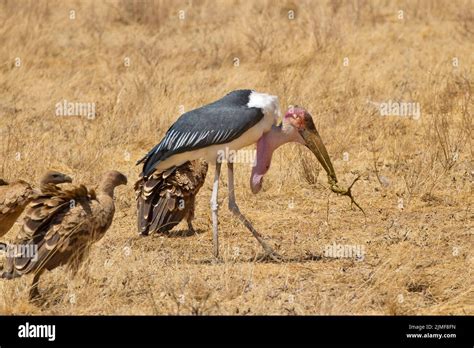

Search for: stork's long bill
xmin=299 ymin=119 xmax=338 ymax=185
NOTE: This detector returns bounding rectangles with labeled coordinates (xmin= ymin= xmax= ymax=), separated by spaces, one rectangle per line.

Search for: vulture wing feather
xmin=136 ymin=159 xmax=208 ymax=235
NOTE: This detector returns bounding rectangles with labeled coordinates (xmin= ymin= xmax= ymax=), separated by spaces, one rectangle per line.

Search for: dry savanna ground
xmin=0 ymin=0 xmax=472 ymax=315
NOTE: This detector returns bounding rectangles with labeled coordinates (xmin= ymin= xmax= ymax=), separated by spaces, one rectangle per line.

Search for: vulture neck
xmin=39 ymin=178 xmax=55 ymax=191
xmin=99 ymin=182 xmax=116 ymax=198
xmin=39 ymin=183 xmax=55 ymax=192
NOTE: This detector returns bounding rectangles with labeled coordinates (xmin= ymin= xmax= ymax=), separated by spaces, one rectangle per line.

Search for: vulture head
xmin=40 ymin=171 xmax=73 ymax=185
xmin=101 ymin=170 xmax=128 ymax=189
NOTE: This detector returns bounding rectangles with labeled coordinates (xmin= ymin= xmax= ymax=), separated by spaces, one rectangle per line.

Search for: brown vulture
xmin=135 ymin=159 xmax=208 ymax=235
xmin=1 ymin=170 xmax=127 ymax=300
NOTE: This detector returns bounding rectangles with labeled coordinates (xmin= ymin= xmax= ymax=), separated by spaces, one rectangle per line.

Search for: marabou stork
xmin=137 ymin=89 xmax=357 ymax=260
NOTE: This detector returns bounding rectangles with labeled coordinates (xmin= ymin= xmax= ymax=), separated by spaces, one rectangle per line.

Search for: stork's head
xmin=251 ymin=106 xmax=338 ymax=193
xmin=283 ymin=106 xmax=314 ymax=130
xmin=284 ymin=105 xmax=338 ymax=183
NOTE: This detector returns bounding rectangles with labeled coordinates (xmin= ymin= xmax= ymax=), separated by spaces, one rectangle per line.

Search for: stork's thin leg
xmin=227 ymin=163 xmax=281 ymax=261
xmin=210 ymin=161 xmax=222 ymax=258
xmin=29 ymin=272 xmax=42 ymax=301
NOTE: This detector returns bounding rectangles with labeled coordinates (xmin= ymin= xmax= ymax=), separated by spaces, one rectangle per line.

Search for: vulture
xmin=1 ymin=170 xmax=127 ymax=300
xmin=0 ymin=171 xmax=72 ymax=238
xmin=135 ymin=159 xmax=208 ymax=235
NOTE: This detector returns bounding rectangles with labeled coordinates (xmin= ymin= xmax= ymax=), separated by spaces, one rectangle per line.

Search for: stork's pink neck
xmin=250 ymin=124 xmax=303 ymax=193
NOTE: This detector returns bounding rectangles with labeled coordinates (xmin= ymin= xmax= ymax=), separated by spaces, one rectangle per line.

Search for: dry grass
xmin=0 ymin=0 xmax=472 ymax=315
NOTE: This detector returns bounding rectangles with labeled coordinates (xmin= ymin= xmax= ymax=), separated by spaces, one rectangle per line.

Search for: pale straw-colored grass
xmin=0 ymin=0 xmax=472 ymax=314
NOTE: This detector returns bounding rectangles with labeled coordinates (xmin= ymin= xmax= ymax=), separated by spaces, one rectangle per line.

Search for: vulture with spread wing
xmin=0 ymin=171 xmax=72 ymax=238
xmin=135 ymin=159 xmax=208 ymax=236
xmin=1 ymin=170 xmax=127 ymax=300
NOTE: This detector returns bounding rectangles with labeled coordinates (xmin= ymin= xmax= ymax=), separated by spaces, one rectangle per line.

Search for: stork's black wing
xmin=138 ymin=90 xmax=264 ymax=177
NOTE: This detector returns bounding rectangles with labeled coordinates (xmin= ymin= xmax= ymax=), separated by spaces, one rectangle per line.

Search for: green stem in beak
xmin=330 ymin=175 xmax=366 ymax=216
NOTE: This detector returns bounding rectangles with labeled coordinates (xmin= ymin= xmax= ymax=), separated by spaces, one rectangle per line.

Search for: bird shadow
xmin=132 ymin=228 xmax=207 ymax=241
xmin=166 ymin=228 xmax=206 ymax=238
xmin=193 ymin=252 xmax=323 ymax=265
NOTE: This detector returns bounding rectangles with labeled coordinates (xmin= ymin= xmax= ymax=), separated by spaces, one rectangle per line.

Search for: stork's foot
xmin=257 ymin=251 xmax=283 ymax=263
xmin=256 ymin=246 xmax=283 ymax=263
xmin=211 ymin=256 xmax=223 ymax=265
